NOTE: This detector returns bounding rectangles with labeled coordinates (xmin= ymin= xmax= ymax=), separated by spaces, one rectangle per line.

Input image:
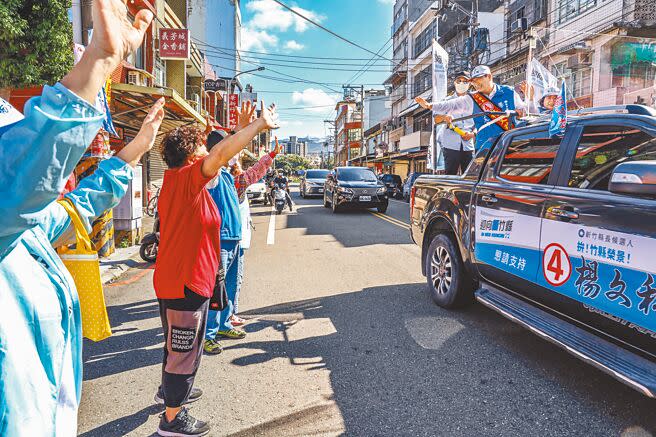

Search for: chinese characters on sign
xmin=228 ymin=94 xmax=239 ymax=130
xmin=159 ymin=28 xmax=190 ymax=60
xmin=480 ymin=219 xmax=514 ymax=239
xmin=573 ymin=256 xmax=656 ymax=316
xmin=494 ymin=249 xmax=527 ymax=272
xmin=576 ymin=228 xmax=633 ymax=265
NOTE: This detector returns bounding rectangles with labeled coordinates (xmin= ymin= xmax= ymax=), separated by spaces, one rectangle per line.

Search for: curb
xmin=100 ymin=246 xmax=145 ymax=285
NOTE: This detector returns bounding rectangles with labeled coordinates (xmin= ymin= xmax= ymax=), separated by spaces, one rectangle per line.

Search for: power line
xmin=193 ymin=39 xmax=393 ymax=63
xmin=269 ymin=0 xmax=396 ymax=63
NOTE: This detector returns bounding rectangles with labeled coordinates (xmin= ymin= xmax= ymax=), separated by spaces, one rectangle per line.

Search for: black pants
xmin=158 ymin=287 xmax=209 ymax=408
xmin=443 ymin=148 xmax=474 ymax=175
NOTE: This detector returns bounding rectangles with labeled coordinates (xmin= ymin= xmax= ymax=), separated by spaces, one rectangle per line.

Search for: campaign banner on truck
xmin=474 ymin=207 xmax=656 ymax=337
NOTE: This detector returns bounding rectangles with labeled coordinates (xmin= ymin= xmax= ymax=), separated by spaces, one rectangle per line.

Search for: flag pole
xmin=526 ymin=27 xmax=536 ymax=116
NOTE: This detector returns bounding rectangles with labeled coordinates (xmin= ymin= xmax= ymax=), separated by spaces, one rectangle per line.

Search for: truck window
xmin=567 ymin=125 xmax=656 ymax=192
xmin=496 ymin=132 xmax=563 ymax=185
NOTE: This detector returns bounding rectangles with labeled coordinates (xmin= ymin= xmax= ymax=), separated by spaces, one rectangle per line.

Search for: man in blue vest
xmin=416 ymin=65 xmax=528 ymax=152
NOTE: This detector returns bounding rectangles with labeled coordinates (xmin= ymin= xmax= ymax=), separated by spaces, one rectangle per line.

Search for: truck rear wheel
xmin=424 ymin=233 xmax=473 ymax=308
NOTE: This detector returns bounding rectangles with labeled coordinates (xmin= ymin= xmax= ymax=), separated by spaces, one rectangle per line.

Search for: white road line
xmin=267 ymin=205 xmax=276 ymax=245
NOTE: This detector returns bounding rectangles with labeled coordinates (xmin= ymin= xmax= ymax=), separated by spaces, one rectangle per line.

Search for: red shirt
xmin=153 ymin=159 xmax=221 ymax=299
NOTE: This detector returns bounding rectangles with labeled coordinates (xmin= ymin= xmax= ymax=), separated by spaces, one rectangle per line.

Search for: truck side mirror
xmin=609 ymin=161 xmax=656 ymax=197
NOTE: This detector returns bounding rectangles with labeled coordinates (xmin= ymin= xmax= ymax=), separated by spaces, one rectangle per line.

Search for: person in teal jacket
xmin=0 ymin=1 xmax=157 ymax=435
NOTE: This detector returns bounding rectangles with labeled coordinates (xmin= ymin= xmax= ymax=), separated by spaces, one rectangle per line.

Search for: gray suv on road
xmin=300 ymin=169 xmax=330 ymax=198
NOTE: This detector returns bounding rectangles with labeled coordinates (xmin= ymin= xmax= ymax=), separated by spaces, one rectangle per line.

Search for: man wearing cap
xmin=437 ymin=71 xmax=476 ymax=175
xmin=417 ymin=65 xmax=528 ymax=152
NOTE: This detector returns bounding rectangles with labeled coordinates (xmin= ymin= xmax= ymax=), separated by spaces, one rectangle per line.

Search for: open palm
xmin=90 ymin=0 xmax=153 ymax=63
xmin=260 ymin=101 xmax=279 ymax=130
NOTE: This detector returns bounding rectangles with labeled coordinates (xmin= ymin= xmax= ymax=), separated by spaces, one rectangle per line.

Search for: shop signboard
xmin=159 ymin=28 xmax=190 ymax=60
xmin=228 ymin=94 xmax=239 ymax=129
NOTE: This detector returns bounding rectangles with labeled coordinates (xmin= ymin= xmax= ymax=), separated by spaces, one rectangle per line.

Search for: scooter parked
xmin=139 ymin=211 xmax=159 ymax=262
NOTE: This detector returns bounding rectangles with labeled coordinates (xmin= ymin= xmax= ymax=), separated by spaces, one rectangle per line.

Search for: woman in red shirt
xmin=153 ymin=103 xmax=278 ymax=437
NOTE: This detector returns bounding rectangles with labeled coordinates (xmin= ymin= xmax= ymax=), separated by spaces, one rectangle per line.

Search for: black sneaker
xmin=157 ymin=407 xmax=209 ymax=436
xmin=154 ymin=387 xmax=203 ymax=406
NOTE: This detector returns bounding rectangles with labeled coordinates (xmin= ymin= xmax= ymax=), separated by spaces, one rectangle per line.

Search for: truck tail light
xmin=410 ymin=185 xmax=416 ymax=216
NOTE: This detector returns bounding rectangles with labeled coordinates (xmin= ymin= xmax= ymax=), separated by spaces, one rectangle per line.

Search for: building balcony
xmin=399 ymin=130 xmax=431 ymax=152
xmin=391 ymin=86 xmax=407 ymax=102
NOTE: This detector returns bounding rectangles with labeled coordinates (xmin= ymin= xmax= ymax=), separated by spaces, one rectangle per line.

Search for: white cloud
xmin=284 ymin=40 xmax=305 ymax=51
xmin=291 ymin=88 xmax=339 ymax=113
xmin=245 ymin=0 xmax=324 ymax=33
xmin=241 ymin=26 xmax=279 ymax=51
xmin=377 ymin=0 xmax=394 ymax=3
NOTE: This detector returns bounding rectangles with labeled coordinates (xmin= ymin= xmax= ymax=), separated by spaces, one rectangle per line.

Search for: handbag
xmin=209 ymin=259 xmax=228 ymax=311
xmin=57 ymin=198 xmax=113 ymax=342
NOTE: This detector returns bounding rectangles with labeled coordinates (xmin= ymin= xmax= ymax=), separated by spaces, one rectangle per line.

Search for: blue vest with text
xmin=470 ymin=84 xmax=517 ymax=152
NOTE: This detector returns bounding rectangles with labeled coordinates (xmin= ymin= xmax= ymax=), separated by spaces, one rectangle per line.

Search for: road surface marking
xmin=267 ymin=205 xmax=276 ymax=245
xmin=107 ymin=264 xmax=155 ymax=287
xmin=370 ymin=212 xmax=410 ymax=230
xmin=372 ymin=211 xmax=409 ymax=228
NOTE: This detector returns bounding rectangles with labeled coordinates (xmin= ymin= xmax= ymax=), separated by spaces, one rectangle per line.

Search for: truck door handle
xmin=481 ymin=194 xmax=497 ymax=204
xmin=548 ymin=207 xmax=579 ymax=220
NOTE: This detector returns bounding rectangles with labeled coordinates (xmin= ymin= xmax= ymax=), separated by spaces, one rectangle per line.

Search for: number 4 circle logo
xmin=543 ymin=243 xmax=572 ymax=287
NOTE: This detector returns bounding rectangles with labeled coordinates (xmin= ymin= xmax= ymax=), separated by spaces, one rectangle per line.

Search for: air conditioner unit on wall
xmin=567 ymin=53 xmax=592 ymax=69
xmin=127 ymin=70 xmax=148 ymax=86
xmin=510 ymin=17 xmax=528 ymax=34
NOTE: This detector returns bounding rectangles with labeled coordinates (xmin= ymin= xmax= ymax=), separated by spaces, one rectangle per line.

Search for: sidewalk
xmin=99 ymin=214 xmax=154 ymax=284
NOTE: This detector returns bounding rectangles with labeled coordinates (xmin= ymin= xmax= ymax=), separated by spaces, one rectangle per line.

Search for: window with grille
xmin=413 ymin=66 xmax=431 ymax=97
xmin=413 ymin=111 xmax=432 ymax=132
xmin=413 ymin=21 xmax=436 ymax=59
xmin=558 ymin=0 xmax=597 ymax=24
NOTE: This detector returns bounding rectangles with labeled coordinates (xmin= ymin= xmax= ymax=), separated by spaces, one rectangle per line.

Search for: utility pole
xmin=360 ymin=84 xmax=365 ymax=168
xmin=469 ymin=0 xmax=480 ymax=69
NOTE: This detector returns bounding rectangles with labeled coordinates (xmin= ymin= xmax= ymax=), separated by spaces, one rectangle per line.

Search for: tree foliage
xmin=0 ymin=0 xmax=74 ymax=88
xmin=274 ymin=154 xmax=314 ymax=174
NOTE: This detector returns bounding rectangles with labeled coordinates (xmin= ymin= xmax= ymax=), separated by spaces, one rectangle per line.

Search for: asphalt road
xmin=78 ymin=188 xmax=656 ymax=437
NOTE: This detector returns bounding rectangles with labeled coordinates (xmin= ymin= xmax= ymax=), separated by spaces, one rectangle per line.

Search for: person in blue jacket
xmin=0 ymin=1 xmax=157 ymax=435
xmin=416 ymin=65 xmax=529 ymax=152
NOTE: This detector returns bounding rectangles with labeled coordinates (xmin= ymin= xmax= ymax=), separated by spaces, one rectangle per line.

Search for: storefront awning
xmin=110 ymin=82 xmax=206 ymax=137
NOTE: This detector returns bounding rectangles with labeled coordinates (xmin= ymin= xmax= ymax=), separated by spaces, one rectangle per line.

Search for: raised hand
xmin=61 ymin=0 xmax=153 ymax=104
xmin=415 ymin=97 xmax=431 ymax=110
xmin=117 ymin=98 xmax=165 ymax=167
xmin=138 ymin=98 xmax=166 ymax=150
xmin=259 ymin=100 xmax=279 ymax=130
xmin=273 ymin=137 xmax=282 ymax=154
xmin=235 ymin=100 xmax=257 ymax=132
xmin=88 ymin=0 xmax=153 ymax=65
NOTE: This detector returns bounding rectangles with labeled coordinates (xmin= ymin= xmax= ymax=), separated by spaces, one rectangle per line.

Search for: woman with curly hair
xmin=152 ymin=102 xmax=278 ymax=436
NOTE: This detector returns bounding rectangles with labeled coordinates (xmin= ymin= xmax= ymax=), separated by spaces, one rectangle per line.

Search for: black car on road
xmin=410 ymin=105 xmax=656 ymax=397
xmin=379 ymin=173 xmax=403 ymax=199
xmin=324 ymin=167 xmax=388 ymax=213
xmin=402 ymin=172 xmax=428 ymax=202
xmin=300 ymin=169 xmax=330 ymax=198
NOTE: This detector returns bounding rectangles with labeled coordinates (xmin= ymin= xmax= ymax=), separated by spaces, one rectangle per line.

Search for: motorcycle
xmin=139 ymin=211 xmax=159 ymax=262
xmin=273 ymin=183 xmax=287 ymax=215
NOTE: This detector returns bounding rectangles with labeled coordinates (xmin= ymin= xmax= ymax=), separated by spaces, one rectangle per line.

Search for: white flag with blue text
xmin=428 ymin=39 xmax=448 ymax=171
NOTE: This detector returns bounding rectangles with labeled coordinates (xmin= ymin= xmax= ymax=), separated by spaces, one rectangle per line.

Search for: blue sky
xmin=238 ymin=0 xmax=393 ymax=140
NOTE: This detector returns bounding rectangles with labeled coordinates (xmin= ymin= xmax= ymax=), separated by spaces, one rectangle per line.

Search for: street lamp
xmin=230 ymin=66 xmax=265 ymax=94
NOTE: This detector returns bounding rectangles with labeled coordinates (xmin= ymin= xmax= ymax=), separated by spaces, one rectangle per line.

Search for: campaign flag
xmin=527 ymin=58 xmax=559 ymax=112
xmin=428 ymin=39 xmax=448 ymax=171
xmin=549 ymin=82 xmax=568 ymax=137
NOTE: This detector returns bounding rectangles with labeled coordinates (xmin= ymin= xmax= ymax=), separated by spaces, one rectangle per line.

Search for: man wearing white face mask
xmin=438 ymin=71 xmax=476 ymax=175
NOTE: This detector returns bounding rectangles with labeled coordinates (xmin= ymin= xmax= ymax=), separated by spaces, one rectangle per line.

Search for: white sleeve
xmin=432 ymin=95 xmax=473 ymax=115
xmin=514 ymin=92 xmax=527 ymax=111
